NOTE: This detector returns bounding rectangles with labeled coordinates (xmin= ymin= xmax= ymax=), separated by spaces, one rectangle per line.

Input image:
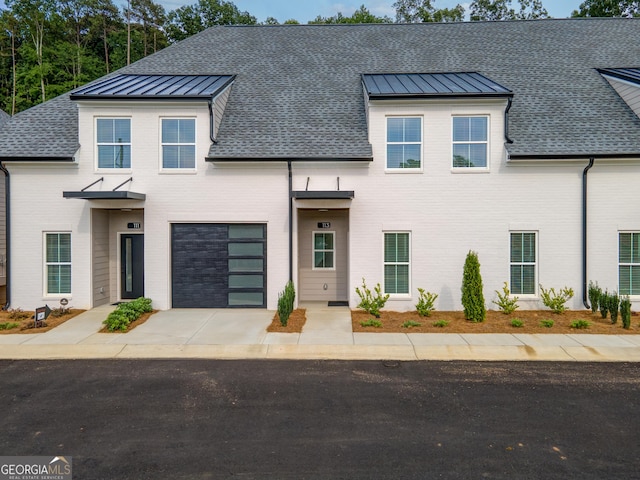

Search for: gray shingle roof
xmin=0 ymin=110 xmax=9 ymax=128
xmin=1 ymin=18 xmax=640 ymax=160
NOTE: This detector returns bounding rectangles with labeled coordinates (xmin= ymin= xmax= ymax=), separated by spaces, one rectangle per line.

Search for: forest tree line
xmin=1 ymin=0 xmax=637 ymax=114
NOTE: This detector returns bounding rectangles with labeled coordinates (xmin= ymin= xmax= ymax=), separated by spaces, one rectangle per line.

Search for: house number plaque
xmin=127 ymin=222 xmax=141 ymax=229
xmin=317 ymin=222 xmax=331 ymax=229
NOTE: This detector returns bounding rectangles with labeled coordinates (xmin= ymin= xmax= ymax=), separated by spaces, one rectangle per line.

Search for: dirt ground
xmin=268 ymin=308 xmax=640 ymax=334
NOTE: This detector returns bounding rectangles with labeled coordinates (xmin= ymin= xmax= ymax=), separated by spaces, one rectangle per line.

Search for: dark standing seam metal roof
xmin=69 ymin=74 xmax=235 ymax=100
xmin=598 ymin=68 xmax=640 ymax=86
xmin=1 ymin=19 xmax=640 ymax=161
xmin=362 ymin=73 xmax=512 ymax=98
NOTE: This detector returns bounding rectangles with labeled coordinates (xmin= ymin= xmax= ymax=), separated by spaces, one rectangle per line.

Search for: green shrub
xmin=103 ymin=311 xmax=131 ymax=332
xmin=510 ymin=318 xmax=524 ymax=328
xmin=402 ymin=320 xmax=422 ymax=328
xmin=570 ymin=320 xmax=591 ymax=329
xmin=432 ymin=320 xmax=449 ymax=328
xmin=599 ymin=290 xmax=610 ymax=319
xmin=609 ymin=291 xmax=620 ymax=325
xmin=277 ymin=281 xmax=296 ymax=327
xmin=540 ymin=319 xmax=554 ymax=328
xmin=415 ymin=288 xmax=438 ymax=317
xmin=492 ymin=282 xmax=519 ymax=314
xmin=50 ymin=306 xmax=71 ymax=318
xmin=539 ymin=285 xmax=574 ymax=314
xmin=588 ymin=281 xmax=601 ymax=314
xmin=0 ymin=322 xmax=19 ymax=330
xmin=620 ymin=296 xmax=632 ymax=330
xmin=103 ymin=297 xmax=153 ymax=332
xmin=461 ymin=251 xmax=486 ymax=323
xmin=355 ymin=278 xmax=389 ymax=318
xmin=360 ymin=318 xmax=382 ymax=328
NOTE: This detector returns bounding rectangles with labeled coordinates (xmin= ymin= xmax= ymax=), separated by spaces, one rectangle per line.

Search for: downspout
xmin=582 ymin=157 xmax=595 ymax=310
xmin=288 ymin=160 xmax=293 ymax=283
xmin=0 ymin=162 xmax=9 ymax=309
xmin=504 ymin=97 xmax=514 ymax=144
xmin=208 ymin=99 xmax=217 ymax=144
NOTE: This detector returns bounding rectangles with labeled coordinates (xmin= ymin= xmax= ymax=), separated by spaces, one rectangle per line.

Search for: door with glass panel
xmin=120 ymin=234 xmax=144 ymax=299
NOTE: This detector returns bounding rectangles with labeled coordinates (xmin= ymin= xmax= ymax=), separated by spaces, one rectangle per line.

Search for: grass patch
xmin=570 ymin=320 xmax=591 ymax=330
xmin=360 ymin=318 xmax=383 ymax=328
xmin=401 ymin=320 xmax=422 ymax=329
xmin=0 ymin=322 xmax=19 ymax=330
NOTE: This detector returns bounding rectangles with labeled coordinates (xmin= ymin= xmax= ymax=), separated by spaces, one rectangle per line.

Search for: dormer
xmin=598 ymin=68 xmax=640 ymax=119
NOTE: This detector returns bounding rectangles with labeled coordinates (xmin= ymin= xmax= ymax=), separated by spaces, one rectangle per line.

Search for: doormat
xmin=328 ymin=301 xmax=349 ymax=307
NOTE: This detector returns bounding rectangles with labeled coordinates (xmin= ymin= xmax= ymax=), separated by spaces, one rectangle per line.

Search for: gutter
xmin=0 ymin=162 xmax=9 ymax=309
xmin=288 ymin=161 xmax=293 ymax=283
xmin=582 ymin=157 xmax=594 ymax=310
xmin=504 ymin=97 xmax=514 ymax=144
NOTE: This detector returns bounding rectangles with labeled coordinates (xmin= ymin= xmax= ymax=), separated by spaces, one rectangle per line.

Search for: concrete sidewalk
xmin=1 ymin=303 xmax=640 ymax=361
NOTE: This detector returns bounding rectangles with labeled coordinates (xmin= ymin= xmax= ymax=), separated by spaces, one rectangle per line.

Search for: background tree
xmin=393 ymin=0 xmax=465 ymax=22
xmin=572 ymin=0 xmax=640 ymax=17
xmin=470 ymin=0 xmax=549 ymax=20
xmin=165 ymin=0 xmax=256 ymax=43
xmin=309 ymin=5 xmax=392 ymax=24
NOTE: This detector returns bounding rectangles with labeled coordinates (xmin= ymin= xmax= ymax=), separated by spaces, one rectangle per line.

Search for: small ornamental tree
xmin=461 ymin=251 xmax=486 ymax=322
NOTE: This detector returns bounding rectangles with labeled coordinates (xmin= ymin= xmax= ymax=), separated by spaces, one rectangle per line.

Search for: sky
xmin=161 ymin=0 xmax=584 ymax=23
xmin=0 ymin=0 xmax=584 ymax=23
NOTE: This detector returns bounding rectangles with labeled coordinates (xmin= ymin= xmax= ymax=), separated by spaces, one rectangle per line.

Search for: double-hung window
xmin=313 ymin=232 xmax=335 ymax=269
xmin=162 ymin=118 xmax=196 ymax=170
xmin=619 ymin=232 xmax=640 ymax=295
xmin=510 ymin=232 xmax=536 ymax=295
xmin=384 ymin=232 xmax=410 ymax=295
xmin=452 ymin=116 xmax=488 ymax=168
xmin=97 ymin=118 xmax=131 ymax=169
xmin=45 ymin=233 xmax=71 ymax=295
xmin=387 ymin=117 xmax=422 ymax=170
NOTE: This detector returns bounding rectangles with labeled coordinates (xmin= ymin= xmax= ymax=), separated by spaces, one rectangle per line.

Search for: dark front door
xmin=121 ymin=234 xmax=144 ymax=299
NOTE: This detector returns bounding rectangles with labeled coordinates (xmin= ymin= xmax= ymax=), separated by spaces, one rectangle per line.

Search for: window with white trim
xmin=510 ymin=232 xmax=536 ymax=295
xmin=162 ymin=118 xmax=196 ymax=169
xmin=384 ymin=232 xmax=410 ymax=294
xmin=386 ymin=117 xmax=422 ymax=170
xmin=313 ymin=232 xmax=335 ymax=269
xmin=619 ymin=232 xmax=640 ymax=295
xmin=452 ymin=116 xmax=488 ymax=168
xmin=97 ymin=118 xmax=131 ymax=169
xmin=45 ymin=233 xmax=71 ymax=295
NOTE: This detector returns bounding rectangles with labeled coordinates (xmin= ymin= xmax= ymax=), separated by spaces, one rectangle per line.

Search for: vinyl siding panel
xmin=606 ymin=77 xmax=640 ymax=118
xmin=91 ymin=209 xmax=110 ymax=306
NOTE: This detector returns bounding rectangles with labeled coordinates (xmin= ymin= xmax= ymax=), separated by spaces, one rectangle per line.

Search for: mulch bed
xmin=267 ymin=309 xmax=307 ymax=333
xmin=0 ymin=309 xmax=86 ymax=334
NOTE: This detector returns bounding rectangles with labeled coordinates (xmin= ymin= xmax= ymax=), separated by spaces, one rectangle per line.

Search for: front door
xmin=298 ymin=209 xmax=349 ymax=302
xmin=121 ymin=234 xmax=144 ymax=299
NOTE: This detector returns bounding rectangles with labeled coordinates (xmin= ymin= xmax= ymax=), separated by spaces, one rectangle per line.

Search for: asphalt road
xmin=1 ymin=360 xmax=638 ymax=479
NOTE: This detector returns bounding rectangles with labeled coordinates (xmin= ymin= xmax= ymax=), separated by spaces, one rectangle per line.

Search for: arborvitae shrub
xmin=461 ymin=251 xmax=486 ymax=323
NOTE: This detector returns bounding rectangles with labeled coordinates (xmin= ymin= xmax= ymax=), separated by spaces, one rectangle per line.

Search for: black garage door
xmin=171 ymin=223 xmax=266 ymax=308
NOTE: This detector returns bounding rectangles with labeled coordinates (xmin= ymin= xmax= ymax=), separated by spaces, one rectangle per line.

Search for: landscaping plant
xmin=103 ymin=297 xmax=152 ymax=332
xmin=609 ymin=291 xmax=620 ymax=324
xmin=492 ymin=282 xmax=519 ymax=314
xmin=540 ymin=319 xmax=554 ymax=328
xmin=599 ymin=290 xmax=610 ymax=319
xmin=461 ymin=251 xmax=486 ymax=322
xmin=0 ymin=322 xmax=19 ymax=330
xmin=415 ymin=288 xmax=438 ymax=317
xmin=432 ymin=320 xmax=449 ymax=328
xmin=277 ymin=281 xmax=296 ymax=327
xmin=539 ymin=285 xmax=574 ymax=314
xmin=570 ymin=319 xmax=591 ymax=329
xmin=620 ymin=296 xmax=631 ymax=330
xmin=588 ymin=281 xmax=601 ymax=314
xmin=402 ymin=320 xmax=422 ymax=328
xmin=355 ymin=278 xmax=389 ymax=318
xmin=360 ymin=318 xmax=383 ymax=328
xmin=510 ymin=318 xmax=524 ymax=328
